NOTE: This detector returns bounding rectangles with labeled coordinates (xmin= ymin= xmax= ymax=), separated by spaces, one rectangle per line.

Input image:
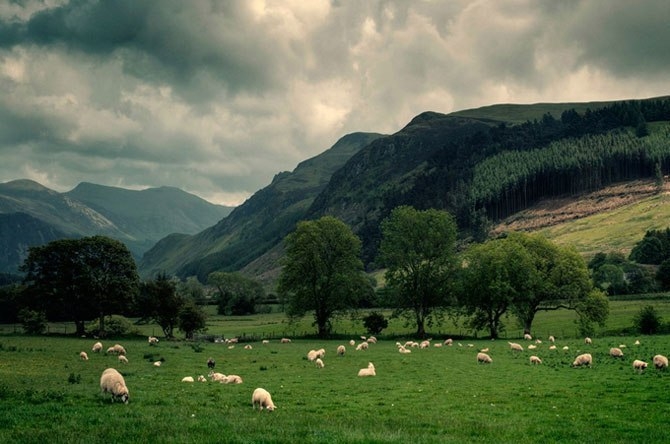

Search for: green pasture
xmin=2 ymin=296 xmax=670 ymax=443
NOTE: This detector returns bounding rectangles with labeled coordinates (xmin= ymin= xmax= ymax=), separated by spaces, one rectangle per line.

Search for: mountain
xmin=0 ymin=180 xmax=233 ymax=273
xmin=143 ymin=97 xmax=670 ymax=286
xmin=139 ymin=132 xmax=384 ymax=280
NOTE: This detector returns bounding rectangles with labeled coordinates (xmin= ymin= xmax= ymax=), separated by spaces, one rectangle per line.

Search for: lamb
xmin=508 ymin=342 xmax=524 ymax=352
xmin=337 ymin=345 xmax=346 ymax=356
xmin=444 ymin=338 xmax=453 ymax=346
xmin=209 ymin=372 xmax=226 ymax=382
xmin=148 ymin=336 xmax=159 ymax=345
xmin=653 ymin=354 xmax=668 ymax=370
xmin=244 ymin=345 xmax=253 ymax=350
xmin=223 ymin=375 xmax=243 ymax=384
xmin=315 ymin=358 xmax=325 ymax=368
xmin=182 ymin=376 xmax=195 ymax=382
xmin=197 ymin=375 xmax=207 ymax=382
xmin=572 ymin=353 xmax=592 ymax=367
xmin=477 ymin=352 xmax=492 ymax=364
xmin=79 ymin=351 xmax=89 ymax=361
xmin=118 ymin=355 xmax=128 ymax=364
xmin=523 ymin=333 xmax=532 ymax=341
xmin=92 ymin=342 xmax=103 ymax=353
xmin=349 ymin=339 xmax=356 ymax=346
xmin=153 ymin=361 xmax=162 ymax=367
xmin=356 ymin=342 xmax=369 ymax=351
xmin=357 ymin=362 xmax=376 ymax=377
xmin=584 ymin=337 xmax=592 ymax=345
xmin=100 ymin=368 xmax=129 ymax=403
xmin=609 ymin=347 xmax=624 ymax=358
xmin=280 ymin=338 xmax=291 ymax=343
xmin=529 ymin=355 xmax=542 ymax=365
xmin=548 ymin=335 xmax=555 ymax=343
xmin=632 ymin=360 xmax=648 ymax=371
xmin=252 ymin=388 xmax=276 ymax=411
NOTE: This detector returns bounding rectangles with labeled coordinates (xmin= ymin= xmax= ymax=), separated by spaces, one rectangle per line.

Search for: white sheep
xmin=420 ymin=340 xmax=431 ymax=349
xmin=562 ymin=346 xmax=569 ymax=351
xmin=244 ymin=344 xmax=253 ymax=350
xmin=148 ymin=336 xmax=159 ymax=345
xmin=523 ymin=333 xmax=532 ymax=341
xmin=549 ymin=345 xmax=557 ymax=350
xmin=508 ymin=342 xmax=523 ymax=352
xmin=197 ymin=375 xmax=207 ymax=382
xmin=357 ymin=362 xmax=376 ymax=377
xmin=223 ymin=375 xmax=243 ymax=384
xmin=634 ymin=340 xmax=640 ymax=346
xmin=548 ymin=335 xmax=555 ymax=343
xmin=79 ymin=351 xmax=89 ymax=361
xmin=307 ymin=350 xmax=319 ymax=361
xmin=106 ymin=344 xmax=127 ymax=356
xmin=181 ymin=376 xmax=194 ymax=382
xmin=315 ymin=358 xmax=324 ymax=368
xmin=252 ymin=387 xmax=276 ymax=411
xmin=480 ymin=347 xmax=489 ymax=353
xmin=632 ymin=360 xmax=648 ymax=371
xmin=367 ymin=336 xmax=377 ymax=344
xmin=434 ymin=343 xmax=443 ymax=348
xmin=444 ymin=338 xmax=453 ymax=346
xmin=356 ymin=342 xmax=369 ymax=351
xmin=609 ymin=347 xmax=624 ymax=358
xmin=280 ymin=338 xmax=291 ymax=343
xmin=572 ymin=353 xmax=592 ymax=368
xmin=262 ymin=340 xmax=270 ymax=344
xmin=527 ymin=344 xmax=537 ymax=350
xmin=92 ymin=342 xmax=103 ymax=353
xmin=653 ymin=354 xmax=668 ymax=370
xmin=529 ymin=355 xmax=542 ymax=365
xmin=118 ymin=355 xmax=128 ymax=364
xmin=209 ymin=372 xmax=226 ymax=382
xmin=584 ymin=337 xmax=592 ymax=345
xmin=337 ymin=345 xmax=346 ymax=356
xmin=349 ymin=339 xmax=356 ymax=346
xmin=477 ymin=352 xmax=492 ymax=364
xmin=100 ymin=368 xmax=129 ymax=403
xmin=398 ymin=346 xmax=411 ymax=354
xmin=153 ymin=361 xmax=162 ymax=367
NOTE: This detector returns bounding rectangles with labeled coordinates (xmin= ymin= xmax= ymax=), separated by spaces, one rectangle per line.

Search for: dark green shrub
xmin=17 ymin=309 xmax=46 ymax=335
xmin=633 ymin=305 xmax=662 ymax=335
xmin=362 ymin=312 xmax=388 ymax=335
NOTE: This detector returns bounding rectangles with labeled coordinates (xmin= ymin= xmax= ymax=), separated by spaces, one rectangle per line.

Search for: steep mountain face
xmin=0 ymin=179 xmax=233 ymax=273
xmin=138 ymin=132 xmax=384 ymax=280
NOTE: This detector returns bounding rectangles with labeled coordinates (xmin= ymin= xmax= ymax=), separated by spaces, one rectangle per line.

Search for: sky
xmin=0 ymin=0 xmax=668 ymax=206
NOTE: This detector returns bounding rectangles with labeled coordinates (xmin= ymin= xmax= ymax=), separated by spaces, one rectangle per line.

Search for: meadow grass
xmin=1 ymin=324 xmax=669 ymax=443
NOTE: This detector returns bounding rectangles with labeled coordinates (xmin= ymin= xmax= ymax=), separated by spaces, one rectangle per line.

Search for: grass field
xmin=1 ymin=303 xmax=670 ymax=443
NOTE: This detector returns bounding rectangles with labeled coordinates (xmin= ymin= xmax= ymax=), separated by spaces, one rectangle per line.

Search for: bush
xmin=633 ymin=305 xmax=662 ymax=335
xmin=86 ymin=315 xmax=139 ymax=337
xmin=362 ymin=312 xmax=388 ymax=335
xmin=17 ymin=309 xmax=47 ymax=335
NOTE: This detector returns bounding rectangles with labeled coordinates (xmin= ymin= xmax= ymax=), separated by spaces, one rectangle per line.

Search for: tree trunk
xmin=75 ymin=320 xmax=86 ymax=337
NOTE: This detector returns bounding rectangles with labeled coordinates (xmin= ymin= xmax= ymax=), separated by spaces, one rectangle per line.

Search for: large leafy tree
xmin=136 ymin=273 xmax=184 ymax=339
xmin=378 ymin=206 xmax=457 ymax=338
xmin=278 ymin=216 xmax=371 ymax=338
xmin=178 ymin=300 xmax=208 ymax=340
xmin=208 ymin=271 xmax=265 ymax=315
xmin=20 ymin=236 xmax=139 ymax=336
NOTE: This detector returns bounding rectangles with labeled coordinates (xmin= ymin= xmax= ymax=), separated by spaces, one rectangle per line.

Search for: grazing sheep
xmin=444 ymin=338 xmax=453 ymax=346
xmin=632 ymin=360 xmax=648 ymax=371
xmin=609 ymin=347 xmax=624 ymax=358
xmin=562 ymin=346 xmax=569 ymax=351
xmin=527 ymin=344 xmax=537 ymax=350
xmin=223 ymin=375 xmax=243 ymax=384
xmin=197 ymin=375 xmax=207 ymax=382
xmin=244 ymin=345 xmax=253 ymax=350
xmin=477 ymin=352 xmax=492 ymax=364
xmin=523 ymin=333 xmax=532 ymax=341
xmin=634 ymin=340 xmax=640 ymax=346
xmin=315 ymin=358 xmax=324 ymax=368
xmin=549 ymin=345 xmax=557 ymax=350
xmin=356 ymin=342 xmax=369 ymax=351
xmin=227 ymin=345 xmax=235 ymax=349
xmin=572 ymin=353 xmax=593 ymax=368
xmin=349 ymin=339 xmax=356 ymax=346
xmin=148 ymin=336 xmax=159 ymax=345
xmin=252 ymin=388 xmax=276 ymax=411
xmin=118 ymin=355 xmax=128 ymax=364
xmin=434 ymin=343 xmax=443 ymax=348
xmin=182 ymin=376 xmax=194 ymax=382
xmin=619 ymin=344 xmax=627 ymax=348
xmin=420 ymin=340 xmax=431 ymax=349
xmin=653 ymin=354 xmax=668 ymax=370
xmin=529 ymin=355 xmax=542 ymax=365
xmin=398 ymin=346 xmax=411 ymax=354
xmin=79 ymin=351 xmax=89 ymax=361
xmin=207 ymin=357 xmax=216 ymax=370
xmin=584 ymin=337 xmax=592 ymax=345
xmin=508 ymin=342 xmax=523 ymax=352
xmin=106 ymin=344 xmax=126 ymax=356
xmin=337 ymin=345 xmax=346 ymax=356
xmin=100 ymin=368 xmax=129 ymax=403
xmin=307 ymin=350 xmax=319 ymax=361
xmin=367 ymin=336 xmax=377 ymax=344
xmin=480 ymin=348 xmax=490 ymax=353
xmin=92 ymin=342 xmax=103 ymax=353
xmin=548 ymin=335 xmax=555 ymax=343
xmin=280 ymin=338 xmax=291 ymax=343
xmin=262 ymin=340 xmax=270 ymax=344
xmin=153 ymin=361 xmax=162 ymax=367
xmin=226 ymin=338 xmax=239 ymax=344
xmin=358 ymin=362 xmax=376 ymax=377
xmin=209 ymin=372 xmax=226 ymax=382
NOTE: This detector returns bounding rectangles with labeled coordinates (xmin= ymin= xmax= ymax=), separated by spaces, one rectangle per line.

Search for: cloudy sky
xmin=0 ymin=0 xmax=668 ymax=206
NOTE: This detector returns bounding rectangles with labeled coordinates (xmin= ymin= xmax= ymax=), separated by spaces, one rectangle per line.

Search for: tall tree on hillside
xmin=378 ymin=206 xmax=458 ymax=338
xmin=20 ymin=236 xmax=139 ymax=336
xmin=278 ymin=216 xmax=371 ymax=338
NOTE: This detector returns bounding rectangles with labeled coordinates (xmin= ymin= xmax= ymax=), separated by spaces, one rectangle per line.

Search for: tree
xmin=137 ymin=273 xmax=184 ymax=339
xmin=178 ymin=300 xmax=208 ymax=340
xmin=278 ymin=216 xmax=371 ymax=338
xmin=378 ymin=206 xmax=457 ymax=337
xmin=575 ymin=289 xmax=609 ymax=337
xmin=656 ymin=259 xmax=670 ymax=290
xmin=20 ymin=236 xmax=139 ymax=336
xmin=208 ymin=272 xmax=265 ymax=315
xmin=362 ymin=312 xmax=388 ymax=336
xmin=633 ymin=305 xmax=662 ymax=335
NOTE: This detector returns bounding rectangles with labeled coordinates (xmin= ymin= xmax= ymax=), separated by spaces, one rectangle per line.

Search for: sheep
xmin=252 ymin=388 xmax=276 ymax=411
xmin=653 ymin=354 xmax=668 ymax=370
xmin=367 ymin=336 xmax=377 ymax=344
xmin=153 ymin=361 xmax=162 ymax=367
xmin=209 ymin=372 xmax=226 ymax=382
xmin=349 ymin=339 xmax=356 ymax=346
xmin=572 ymin=353 xmax=593 ymax=368
xmin=106 ymin=344 xmax=127 ymax=356
xmin=100 ymin=368 xmax=129 ymax=403
xmin=609 ymin=347 xmax=624 ymax=358
xmin=148 ymin=336 xmax=159 ymax=345
xmin=584 ymin=337 xmax=592 ymax=345
xmin=307 ymin=350 xmax=319 ymax=361
xmin=523 ymin=333 xmax=532 ymax=341
xmin=548 ymin=335 xmax=555 ymax=343
xmin=477 ymin=352 xmax=492 ymax=364
xmin=244 ymin=345 xmax=253 ymax=350
xmin=207 ymin=357 xmax=216 ymax=370
xmin=529 ymin=355 xmax=542 ymax=365
xmin=420 ymin=340 xmax=431 ymax=349
xmin=223 ymin=375 xmax=243 ymax=384
xmin=434 ymin=343 xmax=443 ymax=348
xmin=358 ymin=362 xmax=376 ymax=377
xmin=527 ymin=344 xmax=537 ymax=350
xmin=356 ymin=342 xmax=369 ymax=351
xmin=262 ymin=340 xmax=270 ymax=344
xmin=337 ymin=345 xmax=346 ymax=356
xmin=508 ymin=342 xmax=523 ymax=352
xmin=398 ymin=346 xmax=411 ymax=354
xmin=444 ymin=338 xmax=453 ymax=346
xmin=562 ymin=346 xmax=569 ymax=351
xmin=634 ymin=340 xmax=640 ymax=346
xmin=480 ymin=348 xmax=490 ymax=353
xmin=315 ymin=358 xmax=325 ymax=368
xmin=227 ymin=345 xmax=235 ymax=349
xmin=632 ymin=360 xmax=648 ymax=371
xmin=549 ymin=345 xmax=557 ymax=350
xmin=182 ymin=376 xmax=194 ymax=382
xmin=226 ymin=338 xmax=239 ymax=344
xmin=280 ymin=338 xmax=291 ymax=343
xmin=92 ymin=342 xmax=103 ymax=353
xmin=197 ymin=375 xmax=207 ymax=382
xmin=79 ymin=351 xmax=89 ymax=361
xmin=118 ymin=355 xmax=128 ymax=364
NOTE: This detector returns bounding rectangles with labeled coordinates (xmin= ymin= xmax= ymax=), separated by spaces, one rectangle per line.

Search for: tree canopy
xmin=136 ymin=273 xmax=183 ymax=339
xmin=278 ymin=216 xmax=372 ymax=337
xmin=378 ymin=206 xmax=458 ymax=337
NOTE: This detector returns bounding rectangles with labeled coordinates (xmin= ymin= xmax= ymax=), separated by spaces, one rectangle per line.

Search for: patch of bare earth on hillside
xmin=491 ymin=179 xmax=668 ymax=235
